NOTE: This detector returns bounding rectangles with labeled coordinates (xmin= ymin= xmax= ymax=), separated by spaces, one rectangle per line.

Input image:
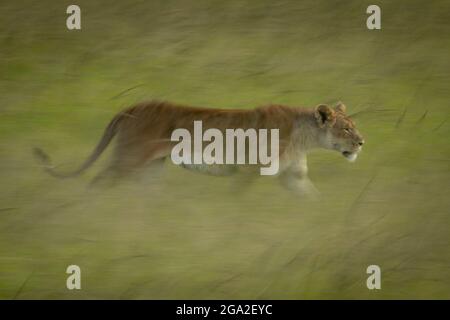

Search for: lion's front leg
xmin=279 ymin=155 xmax=319 ymax=197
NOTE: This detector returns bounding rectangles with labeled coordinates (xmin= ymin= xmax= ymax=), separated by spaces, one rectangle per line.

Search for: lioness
xmin=34 ymin=101 xmax=364 ymax=194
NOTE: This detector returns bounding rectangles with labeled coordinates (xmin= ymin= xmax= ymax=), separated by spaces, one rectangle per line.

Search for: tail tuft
xmin=33 ymin=147 xmax=51 ymax=167
xmin=32 ymin=110 xmax=122 ymax=179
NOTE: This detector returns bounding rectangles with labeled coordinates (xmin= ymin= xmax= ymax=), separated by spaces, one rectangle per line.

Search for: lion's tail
xmin=33 ymin=112 xmax=124 ymax=179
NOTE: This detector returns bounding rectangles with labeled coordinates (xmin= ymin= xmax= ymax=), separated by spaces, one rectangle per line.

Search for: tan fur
xmin=34 ymin=100 xmax=364 ymax=193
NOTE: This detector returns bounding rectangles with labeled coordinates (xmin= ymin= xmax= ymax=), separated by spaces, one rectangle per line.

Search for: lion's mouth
xmin=342 ymin=151 xmax=358 ymax=162
xmin=342 ymin=151 xmax=351 ymax=157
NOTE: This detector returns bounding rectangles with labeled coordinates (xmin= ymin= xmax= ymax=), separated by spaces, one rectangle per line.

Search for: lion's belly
xmin=179 ymin=163 xmax=237 ymax=176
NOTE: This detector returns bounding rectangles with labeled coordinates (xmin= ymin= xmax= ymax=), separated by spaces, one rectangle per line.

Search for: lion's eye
xmin=344 ymin=128 xmax=351 ymax=133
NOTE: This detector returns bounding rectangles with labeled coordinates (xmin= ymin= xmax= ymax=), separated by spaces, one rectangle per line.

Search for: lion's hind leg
xmin=89 ymin=142 xmax=170 ymax=188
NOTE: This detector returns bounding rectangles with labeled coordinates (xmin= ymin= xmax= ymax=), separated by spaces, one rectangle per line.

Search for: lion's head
xmin=314 ymin=102 xmax=364 ymax=162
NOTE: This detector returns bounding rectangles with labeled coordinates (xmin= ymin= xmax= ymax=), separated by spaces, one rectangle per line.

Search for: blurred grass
xmin=0 ymin=0 xmax=449 ymax=299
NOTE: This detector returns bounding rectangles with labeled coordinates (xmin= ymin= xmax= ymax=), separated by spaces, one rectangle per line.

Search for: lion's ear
xmin=315 ymin=104 xmax=336 ymax=128
xmin=335 ymin=102 xmax=347 ymax=113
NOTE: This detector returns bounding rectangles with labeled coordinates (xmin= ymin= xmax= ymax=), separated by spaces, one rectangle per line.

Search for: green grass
xmin=0 ymin=0 xmax=449 ymax=299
